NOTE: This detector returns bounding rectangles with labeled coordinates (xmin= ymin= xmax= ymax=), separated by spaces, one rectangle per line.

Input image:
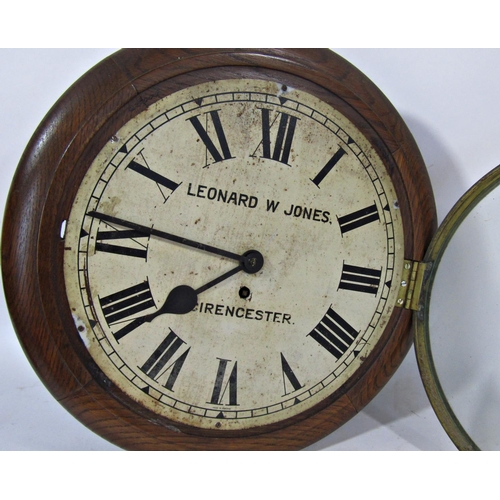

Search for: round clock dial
xmin=64 ymin=78 xmax=404 ymax=431
xmin=3 ymin=49 xmax=436 ymax=449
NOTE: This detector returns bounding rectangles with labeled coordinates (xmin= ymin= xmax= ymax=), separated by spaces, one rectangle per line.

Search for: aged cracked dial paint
xmin=63 ymin=79 xmax=404 ymax=430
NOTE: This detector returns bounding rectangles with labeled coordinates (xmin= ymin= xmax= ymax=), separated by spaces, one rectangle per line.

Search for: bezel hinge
xmin=396 ymin=260 xmax=427 ymax=311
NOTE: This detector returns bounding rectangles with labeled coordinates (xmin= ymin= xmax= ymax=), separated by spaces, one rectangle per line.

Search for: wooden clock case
xmin=1 ymin=49 xmax=436 ymax=450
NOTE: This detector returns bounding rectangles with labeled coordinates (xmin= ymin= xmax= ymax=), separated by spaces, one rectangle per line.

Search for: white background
xmin=2 ymin=48 xmax=500 ymax=453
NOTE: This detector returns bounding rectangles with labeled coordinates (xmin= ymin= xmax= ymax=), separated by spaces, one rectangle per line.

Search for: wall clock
xmin=2 ymin=48 xmax=485 ymax=450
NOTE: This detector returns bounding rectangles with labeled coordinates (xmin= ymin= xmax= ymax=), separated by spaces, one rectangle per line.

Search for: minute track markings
xmin=108 ymin=92 xmax=371 ymax=177
xmin=68 ymin=80 xmax=402 ymax=431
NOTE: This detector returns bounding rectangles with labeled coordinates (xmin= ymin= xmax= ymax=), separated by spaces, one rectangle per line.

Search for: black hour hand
xmin=145 ymin=264 xmax=244 ymax=319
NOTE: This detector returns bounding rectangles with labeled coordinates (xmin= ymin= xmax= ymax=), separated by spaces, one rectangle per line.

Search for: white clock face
xmin=63 ymin=79 xmax=404 ymax=431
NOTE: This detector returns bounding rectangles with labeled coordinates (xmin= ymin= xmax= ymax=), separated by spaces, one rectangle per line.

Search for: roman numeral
xmin=99 ymin=281 xmax=156 ymax=341
xmin=308 ymin=307 xmax=359 ymax=359
xmin=96 ymin=226 xmax=149 ymax=259
xmin=256 ymin=109 xmax=298 ymax=165
xmin=280 ymin=353 xmax=303 ymax=395
xmin=127 ymin=156 xmax=180 ymax=202
xmin=338 ymin=263 xmax=382 ymax=295
xmin=310 ymin=146 xmax=347 ymax=187
xmin=139 ymin=330 xmax=190 ymax=391
xmin=209 ymin=358 xmax=238 ymax=406
xmin=337 ymin=203 xmax=380 ymax=234
xmin=188 ymin=110 xmax=233 ymax=166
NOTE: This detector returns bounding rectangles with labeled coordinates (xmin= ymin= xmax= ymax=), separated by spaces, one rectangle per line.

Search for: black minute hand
xmin=88 ymin=211 xmax=241 ymax=261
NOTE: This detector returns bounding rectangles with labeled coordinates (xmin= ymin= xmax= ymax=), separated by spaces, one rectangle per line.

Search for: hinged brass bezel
xmin=413 ymin=164 xmax=500 ymax=451
xmin=396 ymin=260 xmax=427 ymax=311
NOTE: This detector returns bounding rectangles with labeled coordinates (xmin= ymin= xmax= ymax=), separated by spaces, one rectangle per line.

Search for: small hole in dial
xmin=239 ymin=286 xmax=251 ymax=299
xmin=60 ymin=219 xmax=67 ymax=239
